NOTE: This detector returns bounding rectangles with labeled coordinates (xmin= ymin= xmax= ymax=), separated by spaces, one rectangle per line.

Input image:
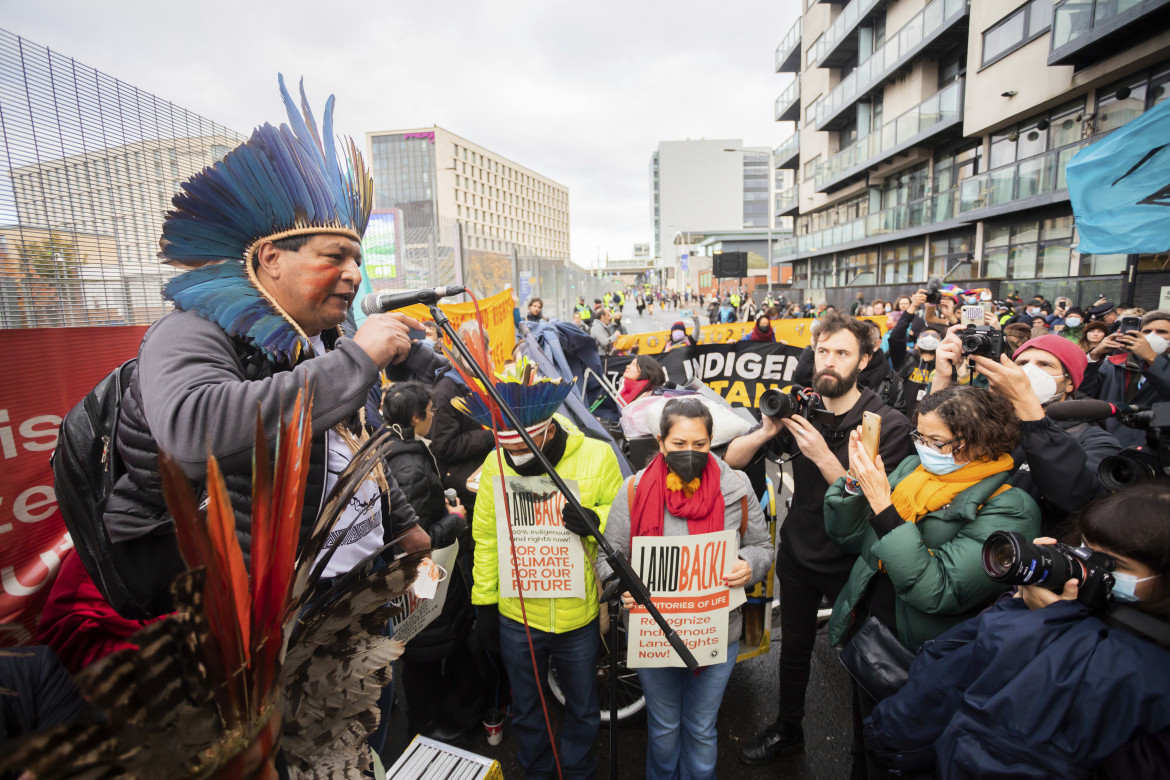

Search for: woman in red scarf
xmin=744 ymin=313 xmax=776 ymax=342
xmin=598 ymin=398 xmax=773 ymax=780
xmin=619 ymin=355 xmax=667 ymax=405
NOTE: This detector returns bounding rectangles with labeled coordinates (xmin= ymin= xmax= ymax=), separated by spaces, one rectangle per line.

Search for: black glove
xmin=475 ymin=604 xmax=500 ymax=653
xmin=561 ymin=504 xmax=599 ymax=539
xmin=428 ymin=512 xmax=467 ymax=549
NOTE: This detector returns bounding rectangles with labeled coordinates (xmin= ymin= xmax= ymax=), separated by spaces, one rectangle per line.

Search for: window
xmin=881 ymin=242 xmax=926 ymax=284
xmin=930 ymin=234 xmax=976 ymax=280
xmin=803 ymin=154 xmax=821 ymax=182
xmin=1095 ymin=62 xmax=1170 ymax=136
xmin=981 ymin=0 xmax=1053 ymax=67
xmin=983 ymin=217 xmax=1073 ymax=279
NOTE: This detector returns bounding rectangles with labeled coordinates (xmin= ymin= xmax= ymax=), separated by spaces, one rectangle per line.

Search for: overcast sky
xmin=4 ymin=0 xmax=799 ymax=269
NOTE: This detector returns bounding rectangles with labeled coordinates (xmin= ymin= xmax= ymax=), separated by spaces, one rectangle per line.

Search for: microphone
xmin=1045 ymin=399 xmax=1138 ymax=422
xmin=360 ymin=286 xmax=466 ymax=315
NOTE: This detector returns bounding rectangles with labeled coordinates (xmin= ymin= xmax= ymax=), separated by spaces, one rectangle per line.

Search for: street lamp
xmin=722 ymin=147 xmax=774 ymax=273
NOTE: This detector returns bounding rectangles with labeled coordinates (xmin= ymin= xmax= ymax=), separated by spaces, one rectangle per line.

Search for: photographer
xmin=888 ymin=288 xmax=947 ymax=417
xmin=864 ymin=483 xmax=1170 ymax=779
xmin=727 ymin=313 xmax=911 ymax=766
xmin=1080 ymin=310 xmax=1170 ymax=447
xmin=932 ymin=330 xmax=1121 ymax=535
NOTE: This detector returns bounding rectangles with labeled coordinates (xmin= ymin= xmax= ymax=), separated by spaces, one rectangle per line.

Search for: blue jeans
xmin=499 ymin=615 xmax=600 ymax=780
xmin=636 ymin=641 xmax=739 ymax=780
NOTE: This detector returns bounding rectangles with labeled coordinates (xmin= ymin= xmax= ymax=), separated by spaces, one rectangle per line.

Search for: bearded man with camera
xmin=725 ymin=313 xmax=910 ymax=768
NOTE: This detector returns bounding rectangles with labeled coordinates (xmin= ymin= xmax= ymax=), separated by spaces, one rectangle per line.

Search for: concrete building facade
xmin=773 ymin=0 xmax=1170 ymax=309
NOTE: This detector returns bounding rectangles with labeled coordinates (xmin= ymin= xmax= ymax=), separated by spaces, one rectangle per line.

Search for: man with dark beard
xmin=725 ymin=312 xmax=911 ymax=773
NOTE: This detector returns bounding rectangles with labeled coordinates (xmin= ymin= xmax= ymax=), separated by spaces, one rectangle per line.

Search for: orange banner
xmin=613 ymin=317 xmax=887 ymax=355
xmin=401 ymin=289 xmax=517 ymax=368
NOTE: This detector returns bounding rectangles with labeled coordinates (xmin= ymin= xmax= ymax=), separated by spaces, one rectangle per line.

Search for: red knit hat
xmin=1013 ymin=334 xmax=1087 ymax=390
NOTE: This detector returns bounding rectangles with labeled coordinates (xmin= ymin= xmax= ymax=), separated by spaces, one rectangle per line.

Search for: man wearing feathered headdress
xmin=93 ymin=76 xmax=437 ymax=750
xmin=457 ymin=360 xmax=624 ymax=779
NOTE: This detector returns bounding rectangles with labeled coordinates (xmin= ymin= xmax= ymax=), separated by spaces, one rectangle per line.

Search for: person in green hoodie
xmin=1059 ymin=306 xmax=1086 ymax=343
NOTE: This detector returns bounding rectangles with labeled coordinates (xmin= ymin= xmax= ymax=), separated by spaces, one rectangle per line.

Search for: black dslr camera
xmin=958 ymin=324 xmax=1007 ymax=361
xmin=759 ymin=387 xmax=820 ymax=420
xmin=982 ymin=530 xmax=1116 ymax=610
xmin=1098 ymin=402 xmax=1170 ymax=490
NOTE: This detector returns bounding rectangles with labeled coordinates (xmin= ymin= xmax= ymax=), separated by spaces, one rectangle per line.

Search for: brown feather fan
xmin=0 ymin=385 xmax=423 ymax=779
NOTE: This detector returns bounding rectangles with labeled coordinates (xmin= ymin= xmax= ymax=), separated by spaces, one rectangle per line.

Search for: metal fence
xmin=0 ymin=27 xmax=246 ymax=329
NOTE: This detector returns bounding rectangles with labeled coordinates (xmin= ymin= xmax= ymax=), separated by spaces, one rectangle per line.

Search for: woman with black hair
xmin=619 ymin=355 xmax=667 ymax=405
xmin=600 ymin=398 xmax=773 ymax=780
xmin=865 ymin=482 xmax=1170 ymax=779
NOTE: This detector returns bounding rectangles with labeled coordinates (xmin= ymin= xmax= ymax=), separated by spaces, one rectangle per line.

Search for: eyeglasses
xmin=910 ymin=430 xmax=957 ymax=453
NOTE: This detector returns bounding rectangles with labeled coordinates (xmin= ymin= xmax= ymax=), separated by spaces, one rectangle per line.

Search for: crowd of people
xmin=4 ymin=75 xmax=1169 ymax=780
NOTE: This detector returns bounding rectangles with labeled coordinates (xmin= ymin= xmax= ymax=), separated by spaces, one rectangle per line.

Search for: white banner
xmin=492 ymin=475 xmax=586 ymax=599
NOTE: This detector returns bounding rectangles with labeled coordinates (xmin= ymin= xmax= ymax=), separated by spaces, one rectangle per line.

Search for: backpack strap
xmin=739 ymin=495 xmax=749 ymax=539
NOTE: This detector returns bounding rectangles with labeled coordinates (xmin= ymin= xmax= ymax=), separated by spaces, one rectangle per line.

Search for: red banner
xmin=0 ymin=326 xmax=148 ymax=645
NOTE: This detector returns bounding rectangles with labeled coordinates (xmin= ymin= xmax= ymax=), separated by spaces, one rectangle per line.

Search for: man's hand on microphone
xmin=352 ymin=312 xmax=422 ymax=368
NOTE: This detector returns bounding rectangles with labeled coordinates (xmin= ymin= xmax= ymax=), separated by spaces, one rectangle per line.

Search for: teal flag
xmin=1067 ymin=97 xmax=1170 ymax=255
xmin=352 ymin=262 xmax=375 ymax=328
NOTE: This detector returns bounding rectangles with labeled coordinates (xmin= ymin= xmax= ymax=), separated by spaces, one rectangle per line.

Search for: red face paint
xmin=299 ymin=259 xmax=342 ymax=305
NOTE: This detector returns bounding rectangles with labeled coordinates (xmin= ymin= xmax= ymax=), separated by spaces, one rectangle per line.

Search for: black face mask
xmin=664 ymin=450 xmax=709 ymax=483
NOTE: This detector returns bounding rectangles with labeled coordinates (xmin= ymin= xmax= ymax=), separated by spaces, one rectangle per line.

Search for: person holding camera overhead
xmin=864 ymin=482 xmax=1170 ymax=779
xmin=726 ymin=313 xmax=911 ymax=768
xmin=1080 ymin=310 xmax=1170 ymax=448
xmin=825 ymin=385 xmax=1041 ymax=775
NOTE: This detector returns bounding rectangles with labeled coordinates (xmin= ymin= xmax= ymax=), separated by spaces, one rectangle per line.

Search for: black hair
xmin=1075 ymin=482 xmax=1170 ymax=621
xmin=915 ymin=386 xmax=1019 ymax=461
xmin=633 ymin=355 xmax=667 ymax=389
xmin=382 ymin=381 xmax=432 ymax=429
xmin=813 ymin=311 xmax=875 ymax=355
xmin=528 ymin=297 xmax=543 ymax=308
xmin=272 ymin=235 xmax=311 ymax=253
xmin=659 ymin=397 xmax=713 ymax=438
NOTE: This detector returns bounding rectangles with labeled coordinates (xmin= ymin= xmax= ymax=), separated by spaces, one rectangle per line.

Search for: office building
xmin=773 ymin=0 xmax=1170 ymax=308
xmin=651 ymin=139 xmax=792 ymax=290
xmin=0 ymin=27 xmax=245 ymax=328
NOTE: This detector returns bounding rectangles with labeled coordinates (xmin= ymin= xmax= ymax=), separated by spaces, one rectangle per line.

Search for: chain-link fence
xmin=0 ymin=27 xmax=245 ymax=329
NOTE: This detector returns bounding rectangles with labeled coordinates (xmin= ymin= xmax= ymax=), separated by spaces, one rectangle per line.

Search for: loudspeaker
xmin=713 ymin=251 xmax=747 ymax=279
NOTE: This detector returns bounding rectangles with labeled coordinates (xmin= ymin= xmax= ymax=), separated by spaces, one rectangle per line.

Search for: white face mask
xmin=1064 ymin=317 xmax=1083 ymax=329
xmin=509 ymin=451 xmax=536 ymax=466
xmin=916 ymin=335 xmax=940 ymax=352
xmin=1020 ymin=362 xmax=1063 ymax=405
xmin=1144 ymin=333 xmax=1170 ymax=356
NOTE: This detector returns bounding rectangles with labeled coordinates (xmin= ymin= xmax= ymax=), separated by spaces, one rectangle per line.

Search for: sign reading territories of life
xmin=493 ymin=475 xmax=586 ymax=599
xmin=628 ymin=529 xmax=737 ymax=668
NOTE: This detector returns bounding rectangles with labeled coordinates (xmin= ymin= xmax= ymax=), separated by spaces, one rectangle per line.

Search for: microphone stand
xmin=429 ymin=304 xmax=699 ymax=671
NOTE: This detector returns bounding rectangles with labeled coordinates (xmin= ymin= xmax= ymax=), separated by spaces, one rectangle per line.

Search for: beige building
xmin=365 ymin=126 xmax=570 ymax=260
xmin=6 ymin=134 xmax=243 ymax=326
xmin=773 ymin=0 xmax=1170 ymax=308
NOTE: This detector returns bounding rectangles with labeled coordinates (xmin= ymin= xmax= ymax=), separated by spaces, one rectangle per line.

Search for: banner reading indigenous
xmin=491 ymin=474 xmax=585 ymax=599
xmin=400 ymin=288 xmax=517 ymax=368
xmin=627 ymin=529 xmax=737 ymax=668
xmin=389 ymin=542 xmax=459 ymax=644
xmin=0 ymin=325 xmax=149 ymax=646
xmin=604 ymin=340 xmax=806 ymax=408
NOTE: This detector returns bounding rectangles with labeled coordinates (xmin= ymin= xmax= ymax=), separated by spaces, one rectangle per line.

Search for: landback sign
xmin=604 ymin=341 xmax=806 ymax=408
xmin=627 ymin=529 xmax=737 ymax=668
xmin=492 ymin=474 xmax=585 ymax=599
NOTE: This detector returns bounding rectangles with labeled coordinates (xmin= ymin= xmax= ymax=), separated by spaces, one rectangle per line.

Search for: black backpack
xmin=50 ymin=359 xmax=139 ymax=612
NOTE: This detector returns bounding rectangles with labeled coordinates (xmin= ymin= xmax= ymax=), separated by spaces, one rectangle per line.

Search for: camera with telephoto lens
xmin=982 ymin=530 xmax=1116 ymax=610
xmin=959 ymin=324 xmax=1006 ymax=361
xmin=1098 ymin=402 xmax=1170 ymax=490
xmin=759 ymin=387 xmax=820 ymax=420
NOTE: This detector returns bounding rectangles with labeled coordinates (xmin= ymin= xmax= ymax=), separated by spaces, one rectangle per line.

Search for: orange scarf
xmin=890 ymin=453 xmax=1014 ymax=524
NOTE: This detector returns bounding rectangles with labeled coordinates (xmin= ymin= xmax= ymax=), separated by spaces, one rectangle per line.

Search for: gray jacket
xmin=590 ymin=318 xmax=615 ymax=351
xmin=599 ymin=456 xmax=773 ymax=649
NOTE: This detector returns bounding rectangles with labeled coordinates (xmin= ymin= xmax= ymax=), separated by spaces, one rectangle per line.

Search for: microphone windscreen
xmin=1045 ymin=399 xmax=1117 ymax=421
xmin=360 ymin=292 xmax=382 ymax=316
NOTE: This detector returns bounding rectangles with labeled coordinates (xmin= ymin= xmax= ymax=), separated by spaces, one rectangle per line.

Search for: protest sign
xmin=492 ymin=474 xmax=585 ymax=599
xmin=389 ymin=543 xmax=459 ymax=645
xmin=611 ymin=316 xmax=886 ymax=355
xmin=604 ymin=340 xmax=805 ymax=408
xmin=400 ymin=287 xmax=517 ymax=368
xmin=627 ymin=529 xmax=737 ymax=668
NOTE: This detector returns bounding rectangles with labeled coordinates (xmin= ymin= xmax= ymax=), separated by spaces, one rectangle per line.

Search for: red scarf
xmin=749 ymin=325 xmax=774 ymax=342
xmin=620 ymin=378 xmax=650 ymax=405
xmin=630 ymin=453 xmax=725 ymax=542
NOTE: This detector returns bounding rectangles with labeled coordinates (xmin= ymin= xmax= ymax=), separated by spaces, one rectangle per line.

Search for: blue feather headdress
xmin=453 ymin=357 xmax=573 ymax=444
xmin=158 ymin=74 xmax=372 ymax=266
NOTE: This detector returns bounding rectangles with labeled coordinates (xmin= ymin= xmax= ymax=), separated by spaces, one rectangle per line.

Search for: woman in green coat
xmin=825 ymin=386 xmax=1040 ymax=773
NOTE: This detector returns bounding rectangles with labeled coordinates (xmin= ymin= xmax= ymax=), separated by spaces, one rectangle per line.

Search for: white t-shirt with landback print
xmin=307 ymin=333 xmax=384 ymax=578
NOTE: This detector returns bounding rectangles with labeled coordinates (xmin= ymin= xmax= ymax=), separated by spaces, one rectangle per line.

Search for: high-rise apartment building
xmin=651 ymin=139 xmax=788 ymax=290
xmin=366 ymin=127 xmax=570 ymax=260
xmin=773 ymin=0 xmax=1170 ymax=308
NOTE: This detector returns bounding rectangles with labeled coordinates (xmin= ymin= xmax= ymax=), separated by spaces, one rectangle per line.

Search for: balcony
xmin=814 ymin=0 xmax=968 ymax=131
xmin=813 ymin=78 xmax=963 ymax=192
xmin=775 ymin=18 xmax=802 ymax=73
xmin=774 ymin=133 xmax=800 ymax=169
xmin=774 ymin=79 xmax=801 ymax=122
xmin=776 ymin=185 xmax=800 ymax=217
xmin=1050 ymin=0 xmax=1170 ymax=67
xmin=808 ymin=0 xmax=885 ymax=69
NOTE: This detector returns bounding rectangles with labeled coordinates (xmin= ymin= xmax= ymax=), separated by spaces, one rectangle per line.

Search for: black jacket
xmin=1010 ymin=413 xmax=1122 ymax=536
xmin=1080 ymin=354 xmax=1170 ymax=447
xmin=429 ymin=371 xmax=496 ymax=508
xmin=858 ymin=348 xmax=906 ymax=415
xmin=770 ymin=388 xmax=912 ymax=576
